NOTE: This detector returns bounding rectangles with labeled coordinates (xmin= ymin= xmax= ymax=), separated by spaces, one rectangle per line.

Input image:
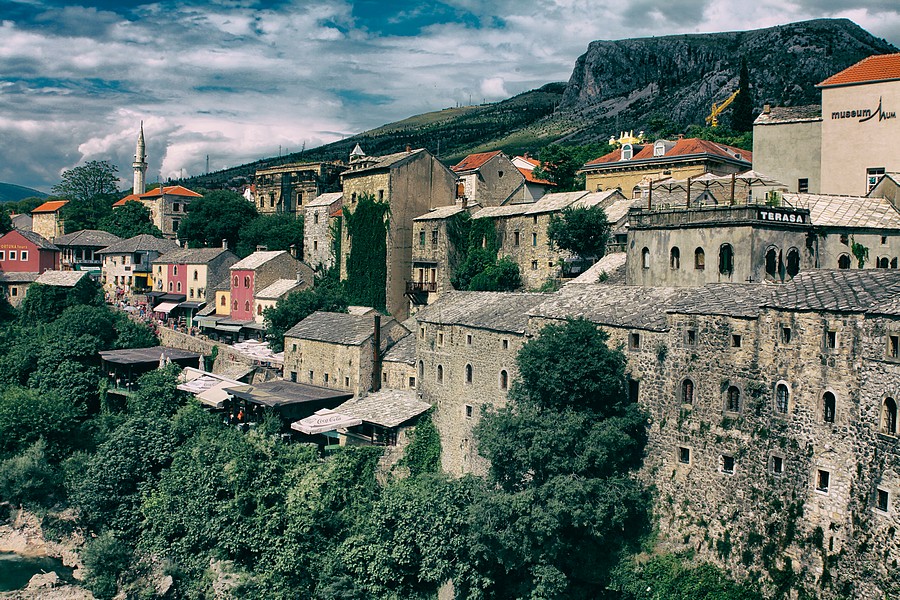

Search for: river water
xmin=0 ymin=552 xmax=74 ymax=591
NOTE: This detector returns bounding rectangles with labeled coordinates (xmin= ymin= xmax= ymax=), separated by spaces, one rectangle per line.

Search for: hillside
xmin=181 ymin=18 xmax=896 ymax=190
xmin=0 ymin=182 xmax=47 ymax=203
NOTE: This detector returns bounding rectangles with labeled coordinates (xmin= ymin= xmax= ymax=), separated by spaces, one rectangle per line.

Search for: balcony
xmin=406 ymin=281 xmax=437 ymax=294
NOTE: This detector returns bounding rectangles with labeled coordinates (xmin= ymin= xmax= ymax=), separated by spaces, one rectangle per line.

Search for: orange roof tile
xmin=31 ymin=200 xmax=68 ymax=213
xmin=139 ymin=185 xmax=202 ymax=199
xmin=452 ymin=151 xmax=501 ymax=172
xmin=818 ymin=53 xmax=900 ymax=88
xmin=515 ymin=155 xmax=541 ymax=168
xmin=583 ymin=138 xmax=751 ymax=168
xmin=518 ymin=167 xmax=554 ymax=186
xmin=113 ymin=194 xmax=142 ymax=207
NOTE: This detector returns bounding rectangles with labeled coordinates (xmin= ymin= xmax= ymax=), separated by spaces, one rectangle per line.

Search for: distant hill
xmin=0 ymin=182 xmax=48 ymax=203
xmin=180 ymin=18 xmax=897 ymax=190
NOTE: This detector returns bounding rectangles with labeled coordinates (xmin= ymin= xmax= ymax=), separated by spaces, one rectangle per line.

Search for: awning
xmin=154 ymin=302 xmax=180 ymax=314
xmin=178 ymin=301 xmax=205 ymax=310
xmin=159 ymin=293 xmax=186 ymax=302
xmin=196 ymin=316 xmax=223 ymax=327
xmin=147 ymin=291 xmax=166 ymax=298
xmin=291 ymin=409 xmax=362 ymax=435
xmin=216 ymin=324 xmax=243 ymax=333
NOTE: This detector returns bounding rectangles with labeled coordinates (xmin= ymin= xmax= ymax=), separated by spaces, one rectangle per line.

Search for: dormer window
xmin=621 ymin=143 xmax=633 ymax=161
xmin=654 ymin=141 xmax=666 ymax=157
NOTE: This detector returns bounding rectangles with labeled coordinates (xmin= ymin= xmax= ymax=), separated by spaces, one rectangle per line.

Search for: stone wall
xmin=283 ymin=336 xmax=369 ymax=396
xmin=496 ymin=212 xmax=568 ymax=289
xmin=155 ymin=326 xmax=253 ymax=375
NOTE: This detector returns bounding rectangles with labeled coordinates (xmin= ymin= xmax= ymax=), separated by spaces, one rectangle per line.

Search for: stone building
xmin=753 ymin=105 xmax=822 ymax=193
xmin=136 ymin=185 xmax=203 ymax=239
xmin=413 ymin=291 xmax=547 ymax=475
xmin=151 ymin=247 xmax=238 ymax=302
xmin=98 ymin=234 xmax=179 ymax=295
xmin=253 ymin=278 xmax=308 ymax=323
xmin=579 ymin=137 xmax=752 ymax=198
xmin=452 ymin=151 xmax=528 ymax=206
xmin=381 ymin=333 xmax=417 ymax=391
xmin=254 ymin=162 xmax=346 ymax=216
xmin=408 ymin=204 xmax=471 ymax=309
xmin=511 ymin=154 xmax=556 ymax=201
xmin=283 ymin=311 xmax=409 ymax=397
xmin=53 ymin=230 xmax=122 ymax=273
xmin=30 ymin=200 xmax=67 ymax=240
xmin=303 ymin=192 xmax=342 ymax=270
xmin=339 ymin=146 xmax=457 ymax=320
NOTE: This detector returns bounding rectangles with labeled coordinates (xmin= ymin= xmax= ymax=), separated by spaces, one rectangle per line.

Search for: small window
xmin=781 ymin=327 xmax=792 ymax=344
xmin=313 ymin=240 xmax=318 ymax=251
xmin=883 ymin=236 xmax=889 ymax=245
xmin=257 ymin=305 xmax=262 ymax=315
xmin=292 ymin=344 xmax=297 ymax=352
xmin=678 ymin=447 xmax=691 ymax=464
xmin=826 ymin=330 xmax=836 ymax=349
xmin=378 ymin=189 xmax=384 ymax=201
xmin=10 ymin=287 xmax=17 ymax=297
xmin=838 ymin=254 xmax=851 ymax=269
xmin=513 ymin=231 xmax=520 ymax=246
xmin=419 ymin=230 xmax=426 ymax=246
xmin=466 ymin=334 xmax=472 ymax=345
xmin=325 ymin=373 xmax=330 ymax=383
xmin=532 ymin=232 xmax=537 ymax=247
xmin=890 ymin=335 xmax=899 ymax=358
xmin=173 ymin=202 xmax=180 ymax=212
xmin=290 ymin=371 xmax=297 ymax=382
xmin=220 ymin=295 xmax=225 ymax=306
xmin=308 ymin=370 xmax=314 ymax=382
xmin=731 ymin=334 xmax=742 ymax=348
xmin=419 ymin=326 xmax=425 ymax=339
xmin=244 ymin=276 xmax=250 ymax=287
xmin=694 ymin=247 xmax=705 ymax=270
xmin=532 ymin=215 xmax=538 ymax=225
xmin=670 ymin=247 xmax=680 ymax=269
xmin=465 ymin=364 xmax=473 ymax=384
xmin=502 ymin=339 xmax=509 ymax=350
xmin=867 ymin=167 xmax=886 ymax=193
xmin=499 ymin=370 xmax=509 ymax=390
xmin=465 ymin=404 xmax=473 ymax=419
xmin=244 ymin=301 xmax=250 ymax=311
xmin=629 ymin=332 xmax=640 ymax=349
xmin=775 ymin=383 xmax=789 ymax=414
xmin=409 ymin=376 xmax=416 ymax=388
xmin=193 ymin=270 xmax=198 ymax=281
xmin=417 ymin=360 xmax=424 ymax=380
xmin=840 ymin=233 xmax=850 ymax=246
xmin=682 ymin=379 xmax=694 ymax=405
xmin=621 ymin=143 xmax=633 ymax=161
xmin=176 ymin=282 xmax=182 ymax=292
xmin=531 ymin=260 xmax=538 ymax=270
xmin=168 ymin=282 xmax=173 ymax=292
xmin=8 ymin=251 xmax=15 ymax=261
xmin=771 ymin=456 xmax=784 ymax=474
xmin=726 ymin=385 xmax=741 ymax=412
xmin=686 ymin=329 xmax=696 ymax=346
xmin=0 ymin=251 xmax=5 ymax=260
xmin=877 ymin=488 xmax=890 ymax=512
xmin=431 ymin=230 xmax=438 ymax=246
xmin=641 ymin=247 xmax=650 ymax=269
xmin=882 ymin=397 xmax=898 ymax=435
xmin=19 ymin=250 xmax=27 ymax=261
xmin=314 ymin=213 xmax=319 ymax=225
xmin=344 ymin=376 xmax=350 ymax=387
xmin=438 ymin=332 xmax=444 ymax=346
xmin=437 ymin=365 xmax=444 ymax=384
xmin=879 ymin=257 xmax=890 ymax=269
xmin=798 ymin=178 xmax=809 ymax=193
xmin=173 ymin=265 xmax=178 ymax=275
xmin=722 ymin=456 xmax=735 ymax=474
xmin=232 ymin=300 xmax=238 ymax=310
xmin=816 ymin=469 xmax=830 ymax=493
xmin=233 ymin=276 xmax=239 ymax=287
xmin=823 ymin=392 xmax=836 ymax=423
xmin=718 ymin=244 xmax=734 ymax=275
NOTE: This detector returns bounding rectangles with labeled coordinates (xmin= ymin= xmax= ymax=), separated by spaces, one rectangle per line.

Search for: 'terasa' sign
xmin=757 ymin=210 xmax=807 ymax=224
xmin=831 ymin=96 xmax=897 ymax=123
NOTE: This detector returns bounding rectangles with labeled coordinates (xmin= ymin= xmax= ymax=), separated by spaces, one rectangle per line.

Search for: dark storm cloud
xmin=620 ymin=0 xmax=711 ymax=28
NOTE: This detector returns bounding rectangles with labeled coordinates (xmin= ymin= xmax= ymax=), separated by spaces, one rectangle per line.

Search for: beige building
xmin=580 ymin=138 xmax=752 ymax=197
xmin=98 ymin=234 xmax=179 ymax=295
xmin=30 ymin=200 xmax=67 ymax=240
xmin=253 ymin=278 xmax=308 ymax=323
xmin=129 ymin=185 xmax=203 ymax=239
xmin=339 ymin=146 xmax=457 ymax=320
xmin=752 ymin=105 xmax=822 ymax=193
xmin=303 ymin=192 xmax=342 ymax=270
xmin=452 ymin=151 xmax=528 ymax=206
xmin=254 ymin=162 xmax=345 ymax=216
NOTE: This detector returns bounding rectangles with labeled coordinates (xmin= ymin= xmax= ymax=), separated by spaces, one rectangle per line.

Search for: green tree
xmin=237 ymin=213 xmax=305 ymax=258
xmin=61 ymin=194 xmax=117 ymax=232
xmin=0 ymin=205 xmax=11 ymax=234
xmin=533 ymin=144 xmax=612 ymax=192
xmin=127 ymin=365 xmax=189 ymax=418
xmin=547 ymin=204 xmax=610 ymax=260
xmin=466 ymin=255 xmax=521 ymax=291
xmin=177 ymin=190 xmax=258 ymax=250
xmin=730 ymin=58 xmax=755 ymax=133
xmin=98 ymin=200 xmax=163 ymax=238
xmin=344 ymin=194 xmax=389 ymax=310
xmin=7 ymin=196 xmax=45 ymax=215
xmin=613 ymin=553 xmax=764 ymax=600
xmin=264 ymin=279 xmax=350 ymax=352
xmin=0 ymin=386 xmax=81 ymax=461
xmin=81 ymin=531 xmax=132 ymax=600
xmin=18 ymin=277 xmax=104 ymax=324
xmin=52 ymin=160 xmax=120 ymax=204
xmin=398 ymin=410 xmax=441 ymax=478
xmin=0 ymin=439 xmax=62 ymax=506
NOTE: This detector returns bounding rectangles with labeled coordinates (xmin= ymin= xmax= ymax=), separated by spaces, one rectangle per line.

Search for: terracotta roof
xmin=583 ymin=138 xmax=751 ymax=168
xmin=514 ymin=155 xmax=540 ymax=168
xmin=32 ymin=200 xmax=68 ymax=213
xmin=818 ymin=53 xmax=900 ymax=88
xmin=113 ymin=194 xmax=143 ymax=207
xmin=452 ymin=151 xmax=501 ymax=172
xmin=518 ymin=167 xmax=554 ymax=186
xmin=139 ymin=185 xmax=202 ymax=198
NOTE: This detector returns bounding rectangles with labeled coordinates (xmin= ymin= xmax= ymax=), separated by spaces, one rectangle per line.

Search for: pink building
xmin=0 ymin=230 xmax=60 ymax=273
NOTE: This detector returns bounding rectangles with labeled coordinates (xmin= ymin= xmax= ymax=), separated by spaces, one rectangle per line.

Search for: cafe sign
xmin=757 ymin=209 xmax=807 ymax=224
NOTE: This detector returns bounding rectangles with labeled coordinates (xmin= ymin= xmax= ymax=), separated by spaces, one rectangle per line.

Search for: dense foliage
xmin=236 ymin=213 xmax=305 ymax=258
xmin=451 ymin=215 xmax=522 ymax=292
xmin=344 ymin=193 xmax=389 ymax=310
xmin=178 ymin=189 xmax=258 ymax=250
xmin=52 ymin=161 xmax=121 ymax=232
xmin=98 ymin=200 xmax=163 ymax=238
xmin=533 ymin=143 xmax=613 ymax=191
xmin=547 ymin=204 xmax=610 ymax=260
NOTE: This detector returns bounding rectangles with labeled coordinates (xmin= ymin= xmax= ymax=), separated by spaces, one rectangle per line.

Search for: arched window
xmin=879 ymin=257 xmax=890 ymax=269
xmin=621 ymin=143 xmax=633 ymax=161
xmin=168 ymin=282 xmax=173 ymax=292
xmin=244 ymin=301 xmax=250 ymax=312
xmin=176 ymin=282 xmax=182 ymax=292
xmin=193 ymin=270 xmax=198 ymax=281
xmin=257 ymin=305 xmax=263 ymax=315
xmin=233 ymin=275 xmax=239 ymax=287
xmin=641 ymin=247 xmax=650 ymax=269
xmin=838 ymin=254 xmax=851 ymax=269
xmin=173 ymin=265 xmax=178 ymax=276
xmin=775 ymin=383 xmax=789 ymax=414
xmin=694 ymin=247 xmax=705 ymax=270
xmin=437 ymin=364 xmax=444 ymax=384
xmin=244 ymin=276 xmax=251 ymax=287
xmin=719 ymin=244 xmax=734 ymax=275
xmin=417 ymin=360 xmax=424 ymax=381
xmin=726 ymin=385 xmax=741 ymax=412
xmin=632 ymin=185 xmax=642 ymax=200
xmin=465 ymin=364 xmax=473 ymax=384
xmin=765 ymin=247 xmax=779 ymax=280
xmin=893 ymin=258 xmax=898 ymax=269
xmin=232 ymin=300 xmax=238 ymax=311
xmin=883 ymin=397 xmax=897 ymax=435
xmin=682 ymin=379 xmax=694 ymax=405
xmin=670 ymin=247 xmax=680 ymax=269
xmin=499 ymin=370 xmax=509 ymax=390
xmin=786 ymin=248 xmax=800 ymax=278
xmin=823 ymin=392 xmax=836 ymax=423
xmin=220 ymin=295 xmax=225 ymax=306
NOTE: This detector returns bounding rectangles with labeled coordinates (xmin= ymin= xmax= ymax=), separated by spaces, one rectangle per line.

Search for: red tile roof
xmin=515 ymin=155 xmax=540 ymax=168
xmin=31 ymin=200 xmax=68 ymax=213
xmin=113 ymin=194 xmax=142 ymax=207
xmin=583 ymin=138 xmax=751 ymax=168
xmin=452 ymin=151 xmax=501 ymax=172
xmin=818 ymin=53 xmax=900 ymax=88
xmin=139 ymin=185 xmax=202 ymax=199
xmin=518 ymin=167 xmax=554 ymax=186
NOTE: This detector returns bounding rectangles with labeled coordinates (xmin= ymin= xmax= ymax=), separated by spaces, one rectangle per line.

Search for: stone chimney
xmin=763 ymin=103 xmax=771 ymax=115
xmin=222 ymin=238 xmax=228 ymax=249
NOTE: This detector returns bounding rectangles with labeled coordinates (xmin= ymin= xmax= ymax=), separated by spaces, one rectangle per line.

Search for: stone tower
xmin=132 ymin=122 xmax=148 ymax=195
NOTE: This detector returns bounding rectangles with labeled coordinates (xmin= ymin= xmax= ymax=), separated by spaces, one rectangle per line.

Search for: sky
xmin=1 ymin=0 xmax=899 ymax=193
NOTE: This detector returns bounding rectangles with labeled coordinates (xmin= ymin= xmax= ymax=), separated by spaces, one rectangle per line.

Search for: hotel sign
xmin=831 ymin=96 xmax=896 ymax=122
xmin=757 ymin=209 xmax=807 ymax=224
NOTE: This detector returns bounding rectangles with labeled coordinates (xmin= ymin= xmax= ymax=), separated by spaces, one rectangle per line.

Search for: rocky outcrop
xmin=557 ymin=18 xmax=898 ymax=141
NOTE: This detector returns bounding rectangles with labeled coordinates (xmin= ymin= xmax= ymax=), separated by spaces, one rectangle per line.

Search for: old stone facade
xmin=30 ymin=200 xmax=67 ymax=240
xmin=753 ymin=105 xmax=822 ymax=193
xmin=452 ymin=151 xmax=527 ymax=206
xmin=408 ymin=204 xmax=469 ymax=310
xmin=254 ymin=162 xmax=345 ymax=216
xmin=139 ymin=185 xmax=203 ymax=239
xmin=303 ymin=192 xmax=342 ymax=270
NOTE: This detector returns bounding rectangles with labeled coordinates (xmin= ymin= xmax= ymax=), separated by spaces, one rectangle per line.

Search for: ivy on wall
xmin=449 ymin=214 xmax=519 ymax=291
xmin=344 ymin=193 xmax=390 ymax=310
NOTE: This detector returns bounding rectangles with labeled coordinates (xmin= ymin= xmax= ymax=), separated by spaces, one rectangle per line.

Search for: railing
xmin=406 ymin=281 xmax=437 ymax=294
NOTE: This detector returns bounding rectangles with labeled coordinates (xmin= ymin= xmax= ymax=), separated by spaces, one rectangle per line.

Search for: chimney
xmin=256 ymin=245 xmax=267 ymax=252
xmin=371 ymin=314 xmax=382 ymax=392
xmin=405 ymin=145 xmax=411 ymax=153
xmin=296 ymin=269 xmax=302 ymax=282
xmin=763 ymin=103 xmax=771 ymax=115
xmin=289 ymin=243 xmax=298 ymax=259
xmin=222 ymin=238 xmax=228 ymax=249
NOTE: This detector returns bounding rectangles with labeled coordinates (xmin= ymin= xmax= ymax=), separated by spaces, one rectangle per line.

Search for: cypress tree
xmin=731 ymin=58 xmax=755 ymax=132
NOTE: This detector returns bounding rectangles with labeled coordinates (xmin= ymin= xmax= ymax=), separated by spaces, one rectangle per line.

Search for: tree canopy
xmin=177 ymin=190 xmax=258 ymax=250
xmin=533 ymin=144 xmax=612 ymax=192
xmin=731 ymin=59 xmax=755 ymax=133
xmin=236 ymin=213 xmax=305 ymax=258
xmin=547 ymin=204 xmax=610 ymax=260
xmin=52 ymin=160 xmax=120 ymax=204
xmin=99 ymin=200 xmax=162 ymax=238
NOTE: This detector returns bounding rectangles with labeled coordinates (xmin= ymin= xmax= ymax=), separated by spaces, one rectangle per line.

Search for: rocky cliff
xmin=557 ymin=18 xmax=897 ymax=141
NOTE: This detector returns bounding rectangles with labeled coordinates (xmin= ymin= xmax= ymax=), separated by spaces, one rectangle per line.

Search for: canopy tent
xmin=291 ymin=409 xmax=362 ymax=435
xmin=153 ymin=302 xmax=180 ymax=314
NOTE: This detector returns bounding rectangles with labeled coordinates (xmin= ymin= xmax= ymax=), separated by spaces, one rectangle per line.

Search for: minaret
xmin=132 ymin=122 xmax=148 ymax=195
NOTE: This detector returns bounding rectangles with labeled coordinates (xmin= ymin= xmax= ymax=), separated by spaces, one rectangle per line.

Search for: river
xmin=0 ymin=552 xmax=74 ymax=591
